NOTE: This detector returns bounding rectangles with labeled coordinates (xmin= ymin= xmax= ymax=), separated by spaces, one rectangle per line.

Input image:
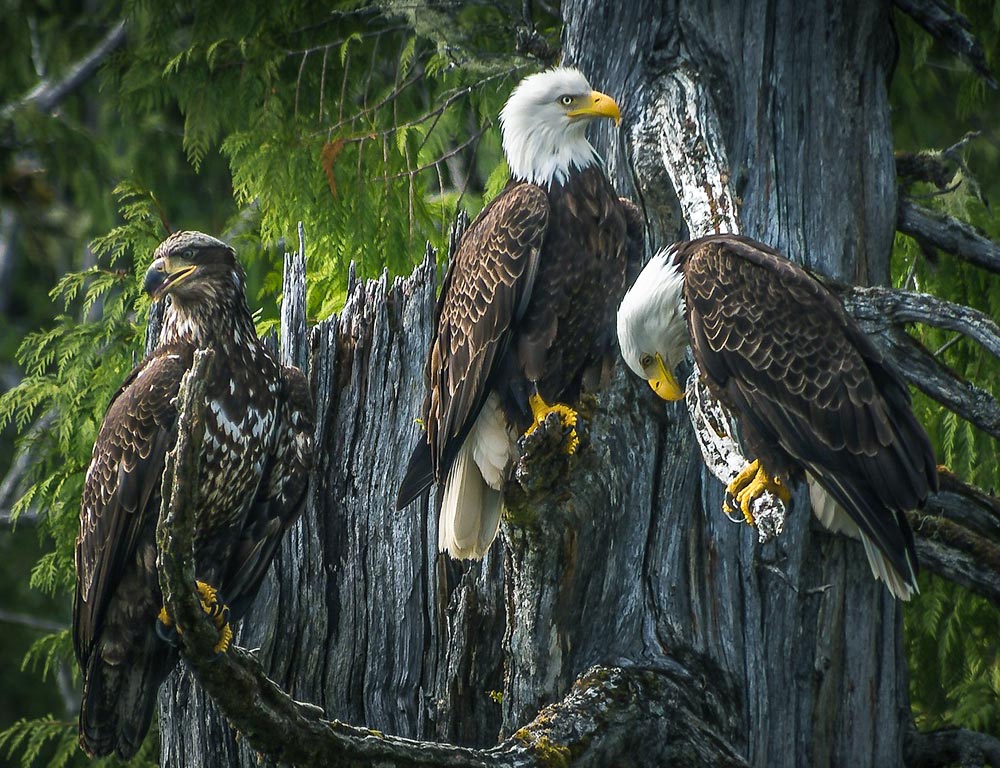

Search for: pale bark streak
xmin=639 ymin=66 xmax=740 ymax=238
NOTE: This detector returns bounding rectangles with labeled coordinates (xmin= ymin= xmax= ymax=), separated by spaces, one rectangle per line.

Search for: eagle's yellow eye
xmin=560 ymin=95 xmax=574 ymax=106
xmin=640 ymin=353 xmax=653 ymax=369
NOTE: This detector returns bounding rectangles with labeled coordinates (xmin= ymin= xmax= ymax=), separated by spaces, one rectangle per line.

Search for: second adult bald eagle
xmin=617 ymin=234 xmax=937 ymax=599
xmin=397 ymin=67 xmax=642 ymax=559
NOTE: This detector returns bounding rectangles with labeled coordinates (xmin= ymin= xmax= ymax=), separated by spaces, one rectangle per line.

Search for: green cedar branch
xmin=893 ymin=0 xmax=997 ymax=90
xmin=155 ymin=353 xmax=748 ymax=767
xmin=898 ymin=199 xmax=1000 ymax=276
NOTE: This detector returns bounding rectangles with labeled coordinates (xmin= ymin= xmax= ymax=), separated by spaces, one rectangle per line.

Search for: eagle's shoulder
xmin=453 ymin=182 xmax=549 ymax=269
xmin=420 ymin=181 xmax=548 ymax=479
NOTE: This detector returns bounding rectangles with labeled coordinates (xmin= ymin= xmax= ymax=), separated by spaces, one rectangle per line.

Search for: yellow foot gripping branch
xmin=723 ymin=459 xmax=791 ymax=525
xmin=524 ymin=393 xmax=580 ymax=454
xmin=157 ymin=580 xmax=233 ymax=654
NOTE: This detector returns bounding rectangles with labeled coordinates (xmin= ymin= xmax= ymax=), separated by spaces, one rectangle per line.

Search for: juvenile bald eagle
xmin=74 ymin=231 xmax=313 ymax=758
xmin=617 ymin=234 xmax=938 ymax=599
xmin=396 ymin=67 xmax=642 ymax=559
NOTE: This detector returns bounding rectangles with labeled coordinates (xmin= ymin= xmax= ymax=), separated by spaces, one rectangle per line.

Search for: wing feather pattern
xmin=682 ymin=235 xmax=937 ymax=588
xmin=73 ymin=350 xmax=189 ymax=666
xmin=396 ymin=183 xmax=548 ymax=508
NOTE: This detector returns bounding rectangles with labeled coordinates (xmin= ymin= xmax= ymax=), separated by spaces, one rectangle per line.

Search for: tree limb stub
xmin=892 ymin=0 xmax=997 ymax=90
xmin=154 ymin=351 xmax=748 ymax=767
xmin=905 ymin=723 xmax=1000 ymax=768
xmin=898 ymin=199 xmax=1000 ymax=276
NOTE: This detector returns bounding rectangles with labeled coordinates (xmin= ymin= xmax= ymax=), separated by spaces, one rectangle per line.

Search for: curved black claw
xmin=156 ymin=616 xmax=180 ymax=647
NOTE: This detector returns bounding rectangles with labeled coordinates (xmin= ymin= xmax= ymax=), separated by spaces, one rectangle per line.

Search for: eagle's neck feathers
xmin=159 ymin=273 xmax=259 ymax=357
xmin=503 ymin=124 xmax=598 ymax=187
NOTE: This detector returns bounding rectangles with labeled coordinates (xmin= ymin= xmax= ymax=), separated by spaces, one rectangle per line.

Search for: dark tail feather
xmin=396 ymin=438 xmax=434 ymax=510
xmin=79 ymin=635 xmax=176 ymax=759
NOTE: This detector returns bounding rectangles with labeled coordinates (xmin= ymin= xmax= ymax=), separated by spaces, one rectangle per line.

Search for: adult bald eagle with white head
xmin=397 ymin=67 xmax=642 ymax=559
xmin=617 ymin=234 xmax=938 ymax=599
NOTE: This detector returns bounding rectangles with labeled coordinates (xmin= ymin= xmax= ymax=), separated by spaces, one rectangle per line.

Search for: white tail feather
xmin=807 ymin=476 xmax=917 ymax=601
xmin=438 ymin=394 xmax=514 ymax=560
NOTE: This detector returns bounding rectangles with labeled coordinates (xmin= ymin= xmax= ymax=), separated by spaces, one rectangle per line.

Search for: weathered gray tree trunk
xmin=553 ymin=3 xmax=904 ymax=766
xmin=157 ymin=2 xmax=921 ymax=766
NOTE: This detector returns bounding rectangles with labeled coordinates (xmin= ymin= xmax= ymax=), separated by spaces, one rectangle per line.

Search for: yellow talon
xmin=723 ymin=460 xmax=790 ymax=525
xmin=213 ymin=620 xmax=233 ymax=654
xmin=525 ymin=392 xmax=580 ymax=454
xmin=157 ymin=580 xmax=232 ymax=654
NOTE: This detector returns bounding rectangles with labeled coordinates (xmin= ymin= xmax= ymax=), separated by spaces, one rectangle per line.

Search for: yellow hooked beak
xmin=567 ymin=90 xmax=621 ymax=125
xmin=648 ymin=353 xmax=684 ymax=401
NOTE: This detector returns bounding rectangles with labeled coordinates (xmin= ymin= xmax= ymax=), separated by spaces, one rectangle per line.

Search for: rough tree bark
xmin=158 ymin=2 xmax=1000 ymax=767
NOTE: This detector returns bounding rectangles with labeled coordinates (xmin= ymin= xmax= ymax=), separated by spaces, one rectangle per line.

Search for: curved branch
xmin=1 ymin=21 xmax=127 ymax=120
xmin=907 ymin=471 xmax=1000 ymax=604
xmin=931 ymin=470 xmax=1000 ymax=539
xmin=155 ymin=352 xmax=748 ymax=767
xmin=898 ymin=199 xmax=1000 ymax=276
xmin=843 ymin=290 xmax=1000 ymax=441
xmin=849 ymin=285 xmax=1000 ymax=358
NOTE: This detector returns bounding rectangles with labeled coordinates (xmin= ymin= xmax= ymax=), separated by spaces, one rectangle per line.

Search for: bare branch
xmin=911 ymin=511 xmax=1000 ymax=605
xmin=1 ymin=21 xmax=127 ymax=120
xmin=898 ymin=199 xmax=1000 ymax=276
xmin=904 ymin=471 xmax=1000 ymax=604
xmin=0 ymin=608 xmax=66 ymax=633
xmin=906 ymin=723 xmax=1000 ymax=768
xmin=933 ymin=471 xmax=1000 ymax=539
xmin=843 ymin=289 xmax=1000 ymax=441
xmin=893 ymin=0 xmax=997 ymax=89
xmin=850 ymin=286 xmax=1000 ymax=358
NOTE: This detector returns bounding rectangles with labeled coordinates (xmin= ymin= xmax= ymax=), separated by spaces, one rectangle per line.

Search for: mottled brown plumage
xmin=74 ymin=231 xmax=313 ymax=758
